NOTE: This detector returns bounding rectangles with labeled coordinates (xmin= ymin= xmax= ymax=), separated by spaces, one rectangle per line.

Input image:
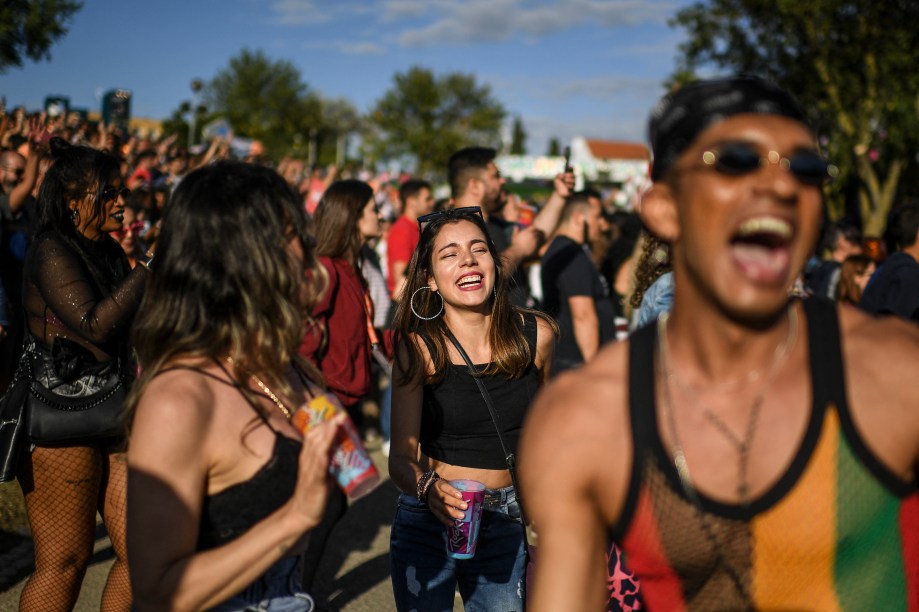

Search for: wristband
xmin=139 ymin=253 xmax=154 ymax=271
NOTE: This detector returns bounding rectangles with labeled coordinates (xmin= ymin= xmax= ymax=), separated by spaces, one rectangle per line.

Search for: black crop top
xmin=158 ymin=364 xmax=303 ymax=551
xmin=419 ymin=312 xmax=540 ymax=470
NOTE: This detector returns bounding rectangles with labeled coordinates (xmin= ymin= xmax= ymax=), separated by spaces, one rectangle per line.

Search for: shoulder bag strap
xmin=443 ymin=327 xmax=530 ymax=527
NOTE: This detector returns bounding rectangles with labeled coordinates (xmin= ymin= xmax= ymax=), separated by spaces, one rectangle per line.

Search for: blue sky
xmin=0 ymin=0 xmax=695 ymax=155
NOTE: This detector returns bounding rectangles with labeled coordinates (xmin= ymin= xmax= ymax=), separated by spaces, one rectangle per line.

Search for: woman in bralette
xmin=388 ymin=206 xmax=556 ymax=611
xmin=125 ymin=161 xmax=342 ymax=611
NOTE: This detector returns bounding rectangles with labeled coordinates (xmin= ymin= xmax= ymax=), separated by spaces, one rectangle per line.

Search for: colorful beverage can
xmin=292 ymin=393 xmax=381 ymax=500
xmin=446 ymin=479 xmax=486 ymax=559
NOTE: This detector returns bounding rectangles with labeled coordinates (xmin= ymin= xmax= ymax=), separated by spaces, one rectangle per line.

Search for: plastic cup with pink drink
xmin=445 ymin=479 xmax=486 ymax=559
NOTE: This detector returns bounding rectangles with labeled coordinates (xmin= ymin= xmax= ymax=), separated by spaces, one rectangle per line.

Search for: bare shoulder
xmin=521 ymin=339 xmax=632 ymax=522
xmin=532 ymin=312 xmax=557 ymax=368
xmin=839 ymin=305 xmax=919 ymax=389
xmin=129 ymin=366 xmax=220 ymax=473
xmin=837 ymin=306 xmax=919 ymax=479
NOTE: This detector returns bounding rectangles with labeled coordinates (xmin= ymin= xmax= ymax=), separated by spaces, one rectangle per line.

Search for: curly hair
xmin=629 ymin=231 xmax=672 ymax=310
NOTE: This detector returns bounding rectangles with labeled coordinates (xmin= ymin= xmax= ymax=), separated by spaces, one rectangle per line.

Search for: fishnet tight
xmin=16 ymin=443 xmax=131 ymax=612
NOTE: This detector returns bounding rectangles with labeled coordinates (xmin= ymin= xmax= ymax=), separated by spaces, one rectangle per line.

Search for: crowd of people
xmin=0 ymin=73 xmax=917 ymax=612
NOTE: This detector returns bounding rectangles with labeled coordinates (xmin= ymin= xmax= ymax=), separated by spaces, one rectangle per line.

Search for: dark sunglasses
xmin=2 ymin=165 xmax=25 ymax=178
xmin=100 ymin=185 xmax=130 ymax=202
xmin=699 ymin=142 xmax=838 ymax=187
xmin=417 ymin=206 xmax=484 ymax=233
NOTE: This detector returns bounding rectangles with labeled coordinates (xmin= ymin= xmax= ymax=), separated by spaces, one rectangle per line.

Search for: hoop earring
xmin=410 ymin=287 xmax=444 ymax=320
xmin=70 ymin=208 xmax=79 ymax=223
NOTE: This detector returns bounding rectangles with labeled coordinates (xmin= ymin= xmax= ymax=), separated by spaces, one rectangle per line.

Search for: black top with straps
xmin=419 ymin=312 xmax=540 ymax=470
xmin=157 ymin=364 xmax=302 ymax=551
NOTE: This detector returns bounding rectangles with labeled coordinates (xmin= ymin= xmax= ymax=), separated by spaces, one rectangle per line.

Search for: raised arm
xmin=530 ymin=171 xmax=574 ymax=238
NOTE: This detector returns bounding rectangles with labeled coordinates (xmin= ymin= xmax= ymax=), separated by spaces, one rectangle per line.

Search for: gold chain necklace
xmin=225 ymin=357 xmax=292 ymax=419
xmin=657 ymin=305 xmax=797 ymax=504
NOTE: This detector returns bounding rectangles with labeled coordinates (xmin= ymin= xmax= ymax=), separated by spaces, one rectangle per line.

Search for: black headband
xmin=648 ymin=75 xmax=809 ymax=181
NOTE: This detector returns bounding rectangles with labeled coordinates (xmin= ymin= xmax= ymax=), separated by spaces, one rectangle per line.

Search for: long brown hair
xmin=391 ymin=212 xmax=554 ymax=386
xmin=313 ymin=179 xmax=374 ymax=271
xmin=125 ymin=162 xmax=324 ymax=428
xmin=836 ymin=254 xmax=873 ymax=305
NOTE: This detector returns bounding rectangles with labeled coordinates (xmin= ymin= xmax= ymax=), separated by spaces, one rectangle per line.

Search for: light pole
xmin=189 ymin=78 xmax=203 ymax=147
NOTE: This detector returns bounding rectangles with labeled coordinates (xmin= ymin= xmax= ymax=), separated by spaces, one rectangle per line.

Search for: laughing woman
xmin=388 ymin=207 xmax=556 ymax=611
xmin=18 ymin=138 xmax=149 ymax=611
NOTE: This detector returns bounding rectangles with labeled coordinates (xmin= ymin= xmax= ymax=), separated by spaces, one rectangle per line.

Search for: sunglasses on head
xmin=417 ymin=206 xmax=484 ymax=233
xmin=699 ymin=142 xmax=838 ymax=187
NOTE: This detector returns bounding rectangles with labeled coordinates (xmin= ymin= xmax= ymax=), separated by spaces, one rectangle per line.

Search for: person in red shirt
xmin=387 ymin=179 xmax=435 ymax=301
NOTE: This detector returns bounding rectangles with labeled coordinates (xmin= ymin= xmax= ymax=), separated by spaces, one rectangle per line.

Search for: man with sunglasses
xmin=521 ymin=76 xmax=919 ymax=610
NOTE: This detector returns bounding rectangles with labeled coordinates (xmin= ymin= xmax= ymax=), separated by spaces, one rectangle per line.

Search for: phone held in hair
xmin=292 ymin=393 xmax=381 ymax=500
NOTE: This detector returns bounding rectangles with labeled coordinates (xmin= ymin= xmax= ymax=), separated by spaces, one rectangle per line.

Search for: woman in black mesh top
xmin=16 ymin=138 xmax=150 ymax=611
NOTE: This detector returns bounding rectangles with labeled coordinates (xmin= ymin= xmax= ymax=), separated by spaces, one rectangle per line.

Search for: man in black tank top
xmin=519 ymin=76 xmax=919 ymax=611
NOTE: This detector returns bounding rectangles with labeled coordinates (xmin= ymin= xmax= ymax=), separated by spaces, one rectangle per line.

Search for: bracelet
xmin=416 ymin=470 xmax=440 ymax=501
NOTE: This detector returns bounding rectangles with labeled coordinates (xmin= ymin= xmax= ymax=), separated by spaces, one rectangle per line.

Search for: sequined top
xmin=23 ymin=231 xmax=147 ymax=363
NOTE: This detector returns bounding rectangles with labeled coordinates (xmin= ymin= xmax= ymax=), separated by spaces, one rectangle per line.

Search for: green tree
xmin=0 ymin=0 xmax=82 ymax=72
xmin=510 ymin=116 xmax=527 ymax=155
xmin=671 ymin=0 xmax=919 ymax=236
xmin=547 ymin=137 xmax=561 ymax=157
xmin=369 ymin=66 xmax=506 ymax=176
xmin=204 ymin=48 xmax=322 ymax=159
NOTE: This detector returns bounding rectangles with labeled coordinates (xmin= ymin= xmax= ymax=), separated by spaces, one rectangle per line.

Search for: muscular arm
xmin=128 ymin=372 xmax=338 ymax=611
xmin=569 ymin=295 xmax=600 ymax=362
xmin=520 ymin=360 xmax=630 ymax=612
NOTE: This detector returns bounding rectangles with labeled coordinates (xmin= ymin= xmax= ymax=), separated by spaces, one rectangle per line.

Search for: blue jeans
xmin=390 ymin=487 xmax=527 ymax=612
xmin=209 ymin=556 xmax=314 ymax=611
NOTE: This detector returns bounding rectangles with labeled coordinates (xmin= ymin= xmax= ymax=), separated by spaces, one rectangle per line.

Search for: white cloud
xmin=269 ymin=0 xmax=370 ymax=26
xmin=269 ymin=0 xmax=331 ymax=25
xmin=302 ymin=40 xmax=387 ymax=56
xmin=387 ymin=0 xmax=679 ymax=47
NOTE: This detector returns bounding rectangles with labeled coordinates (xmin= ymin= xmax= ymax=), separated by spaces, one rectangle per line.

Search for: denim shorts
xmin=208 ymin=556 xmax=315 ymax=612
xmin=390 ymin=486 xmax=527 ymax=612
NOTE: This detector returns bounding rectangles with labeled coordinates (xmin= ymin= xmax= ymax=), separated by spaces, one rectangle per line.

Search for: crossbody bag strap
xmin=443 ymin=328 xmax=530 ymax=527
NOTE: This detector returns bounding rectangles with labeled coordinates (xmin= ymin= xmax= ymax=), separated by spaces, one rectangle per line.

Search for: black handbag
xmin=0 ymin=353 xmax=30 ymax=483
xmin=25 ymin=337 xmax=127 ymax=445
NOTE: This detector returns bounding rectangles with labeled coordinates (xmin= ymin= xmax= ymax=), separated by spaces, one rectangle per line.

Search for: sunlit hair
xmin=391 ymin=213 xmax=554 ymax=386
xmin=37 ymin=137 xmax=122 ymax=290
xmin=125 ymin=161 xmax=325 ymax=429
xmin=836 ymin=254 xmax=874 ymax=305
xmin=313 ymin=179 xmax=374 ymax=270
xmin=629 ymin=231 xmax=672 ymax=310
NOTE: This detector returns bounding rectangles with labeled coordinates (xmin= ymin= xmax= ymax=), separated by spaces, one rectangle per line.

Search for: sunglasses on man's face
xmin=2 ymin=165 xmax=25 ymax=179
xmin=698 ymin=142 xmax=838 ymax=187
xmin=417 ymin=206 xmax=484 ymax=233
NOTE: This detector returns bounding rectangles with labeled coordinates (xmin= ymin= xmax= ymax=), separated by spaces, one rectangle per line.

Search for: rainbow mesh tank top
xmin=615 ymin=298 xmax=919 ymax=610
